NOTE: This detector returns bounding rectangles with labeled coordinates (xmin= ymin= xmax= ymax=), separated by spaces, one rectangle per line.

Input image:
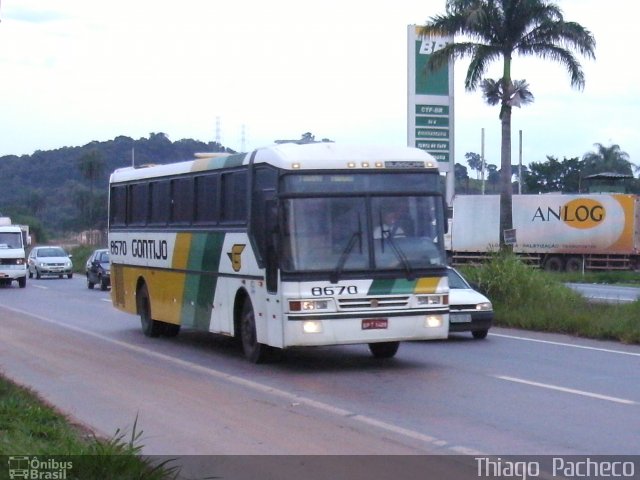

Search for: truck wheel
xmin=368 ymin=341 xmax=400 ymax=358
xmin=565 ymin=257 xmax=583 ymax=272
xmin=138 ymin=284 xmax=162 ymax=337
xmin=18 ymin=277 xmax=26 ymax=288
xmin=543 ymin=256 xmax=564 ymax=272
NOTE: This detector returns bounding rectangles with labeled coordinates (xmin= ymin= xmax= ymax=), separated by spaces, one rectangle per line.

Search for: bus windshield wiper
xmin=383 ymin=235 xmax=414 ymax=280
xmin=377 ymin=213 xmax=413 ymax=280
xmin=330 ymin=218 xmax=362 ymax=284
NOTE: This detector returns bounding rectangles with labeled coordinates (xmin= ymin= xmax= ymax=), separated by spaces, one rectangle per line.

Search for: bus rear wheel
xmin=368 ymin=341 xmax=400 ymax=359
xmin=240 ymin=298 xmax=271 ymax=363
xmin=138 ymin=284 xmax=162 ymax=338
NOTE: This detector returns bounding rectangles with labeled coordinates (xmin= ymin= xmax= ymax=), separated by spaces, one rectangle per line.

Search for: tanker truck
xmin=446 ymin=194 xmax=640 ymax=271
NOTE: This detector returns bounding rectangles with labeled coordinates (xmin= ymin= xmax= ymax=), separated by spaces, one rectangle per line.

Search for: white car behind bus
xmin=448 ymin=267 xmax=493 ymax=339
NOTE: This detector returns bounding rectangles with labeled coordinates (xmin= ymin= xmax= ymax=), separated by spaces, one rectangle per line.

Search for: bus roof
xmin=255 ymin=143 xmax=438 ymax=170
xmin=110 ymin=143 xmax=439 ymax=183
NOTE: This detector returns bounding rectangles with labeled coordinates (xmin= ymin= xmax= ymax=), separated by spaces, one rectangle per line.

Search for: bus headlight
xmin=302 ymin=321 xmax=323 ymax=334
xmin=416 ymin=295 xmax=446 ymax=306
xmin=425 ymin=315 xmax=444 ymax=328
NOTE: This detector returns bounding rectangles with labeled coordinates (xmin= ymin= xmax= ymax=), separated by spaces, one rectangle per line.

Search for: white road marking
xmin=30 ymin=284 xmax=48 ymax=290
xmin=2 ymin=304 xmax=482 ymax=455
xmin=496 ymin=375 xmax=637 ymax=405
xmin=490 ymin=332 xmax=640 ymax=357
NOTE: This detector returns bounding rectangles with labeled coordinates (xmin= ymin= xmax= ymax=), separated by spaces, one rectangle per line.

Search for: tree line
xmin=454 ymin=142 xmax=636 ymax=195
xmin=0 ymin=133 xmax=233 ymax=242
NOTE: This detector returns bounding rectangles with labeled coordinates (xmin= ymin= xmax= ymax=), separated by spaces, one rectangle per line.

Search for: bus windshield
xmin=281 ymin=195 xmax=445 ymax=276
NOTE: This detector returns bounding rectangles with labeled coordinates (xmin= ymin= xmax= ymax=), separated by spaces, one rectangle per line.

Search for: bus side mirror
xmin=442 ymin=197 xmax=449 ymax=234
xmin=265 ymin=199 xmax=279 ymax=294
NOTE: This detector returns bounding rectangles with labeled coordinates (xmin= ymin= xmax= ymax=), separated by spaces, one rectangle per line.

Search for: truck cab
xmin=0 ymin=217 xmax=28 ymax=288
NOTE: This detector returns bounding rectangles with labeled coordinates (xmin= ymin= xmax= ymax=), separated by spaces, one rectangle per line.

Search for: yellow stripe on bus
xmin=173 ymin=233 xmax=192 ymax=270
xmin=118 ymin=265 xmax=187 ymax=325
xmin=414 ymin=277 xmax=441 ymax=294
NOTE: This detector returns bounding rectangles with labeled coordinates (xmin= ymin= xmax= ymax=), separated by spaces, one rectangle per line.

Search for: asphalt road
xmin=566 ymin=282 xmax=640 ymax=303
xmin=1 ymin=276 xmax=639 ymax=475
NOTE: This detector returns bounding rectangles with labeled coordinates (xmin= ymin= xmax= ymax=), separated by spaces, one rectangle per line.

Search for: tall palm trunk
xmin=499 ymin=55 xmax=514 ymax=250
xmin=499 ymin=107 xmax=513 ymax=249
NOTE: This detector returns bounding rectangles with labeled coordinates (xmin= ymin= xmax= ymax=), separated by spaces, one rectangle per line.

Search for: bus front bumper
xmin=283 ymin=311 xmax=449 ymax=347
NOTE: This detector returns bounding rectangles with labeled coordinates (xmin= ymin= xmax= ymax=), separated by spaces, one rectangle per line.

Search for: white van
xmin=0 ymin=217 xmax=28 ymax=288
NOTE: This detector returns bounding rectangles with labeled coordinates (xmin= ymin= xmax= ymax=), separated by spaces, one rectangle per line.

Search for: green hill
xmin=0 ymin=133 xmax=233 ymax=239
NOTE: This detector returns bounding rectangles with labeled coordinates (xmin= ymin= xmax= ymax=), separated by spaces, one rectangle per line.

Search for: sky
xmin=1 ymin=0 xmax=638 ymax=173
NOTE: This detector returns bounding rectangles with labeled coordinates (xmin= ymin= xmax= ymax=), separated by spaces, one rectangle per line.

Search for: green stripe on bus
xmin=221 ymin=153 xmax=247 ymax=167
xmin=181 ymin=232 xmax=225 ymax=329
xmin=193 ymin=153 xmax=247 ymax=172
xmin=367 ymin=278 xmax=418 ymax=295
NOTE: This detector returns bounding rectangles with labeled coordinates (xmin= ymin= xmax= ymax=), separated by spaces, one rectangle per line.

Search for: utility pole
xmin=518 ymin=130 xmax=523 ymax=194
xmin=215 ymin=116 xmax=221 ymax=146
xmin=481 ymin=128 xmax=486 ymax=195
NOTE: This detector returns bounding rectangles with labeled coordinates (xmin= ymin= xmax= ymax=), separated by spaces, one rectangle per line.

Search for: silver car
xmin=28 ymin=246 xmax=74 ymax=279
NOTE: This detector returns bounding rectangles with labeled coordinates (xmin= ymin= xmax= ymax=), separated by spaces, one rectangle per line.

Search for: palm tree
xmin=480 ymin=78 xmax=534 ymax=115
xmin=582 ymin=143 xmax=634 ymax=176
xmin=419 ymin=0 xmax=595 ymax=248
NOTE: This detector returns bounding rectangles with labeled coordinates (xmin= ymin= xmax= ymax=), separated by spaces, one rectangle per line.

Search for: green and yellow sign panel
xmin=407 ymin=26 xmax=454 ymax=172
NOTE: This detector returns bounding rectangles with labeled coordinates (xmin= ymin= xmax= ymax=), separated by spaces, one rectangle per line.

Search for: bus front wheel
xmin=368 ymin=341 xmax=400 ymax=359
xmin=240 ymin=298 xmax=271 ymax=363
xmin=138 ymin=284 xmax=162 ymax=338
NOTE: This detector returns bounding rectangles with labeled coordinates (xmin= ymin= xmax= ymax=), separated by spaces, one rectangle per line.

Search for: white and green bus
xmin=108 ymin=142 xmax=449 ymax=362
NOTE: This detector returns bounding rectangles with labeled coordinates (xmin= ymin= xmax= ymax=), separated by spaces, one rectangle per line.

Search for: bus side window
xmin=221 ymin=171 xmax=248 ymax=224
xmin=128 ymin=183 xmax=149 ymax=226
xmin=149 ymin=180 xmax=170 ymax=225
xmin=109 ymin=185 xmax=127 ymax=226
xmin=194 ymin=174 xmax=219 ymax=224
xmin=171 ymin=177 xmax=194 ymax=225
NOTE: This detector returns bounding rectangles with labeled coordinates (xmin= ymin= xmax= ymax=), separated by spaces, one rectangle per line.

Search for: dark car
xmin=448 ymin=267 xmax=494 ymax=339
xmin=85 ymin=248 xmax=110 ymax=290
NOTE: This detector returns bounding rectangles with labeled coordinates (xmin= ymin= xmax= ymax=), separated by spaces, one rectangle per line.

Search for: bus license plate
xmin=362 ymin=319 xmax=388 ymax=330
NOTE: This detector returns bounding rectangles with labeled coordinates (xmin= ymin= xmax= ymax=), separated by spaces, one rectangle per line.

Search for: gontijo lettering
xmin=131 ymin=239 xmax=168 ymax=260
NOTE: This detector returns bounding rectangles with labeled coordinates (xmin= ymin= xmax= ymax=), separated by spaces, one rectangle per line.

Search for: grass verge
xmin=0 ymin=376 xmax=179 ymax=479
xmin=460 ymin=253 xmax=640 ymax=344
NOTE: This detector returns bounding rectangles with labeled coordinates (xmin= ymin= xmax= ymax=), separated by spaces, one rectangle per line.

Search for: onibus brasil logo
xmin=7 ymin=456 xmax=72 ymax=479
